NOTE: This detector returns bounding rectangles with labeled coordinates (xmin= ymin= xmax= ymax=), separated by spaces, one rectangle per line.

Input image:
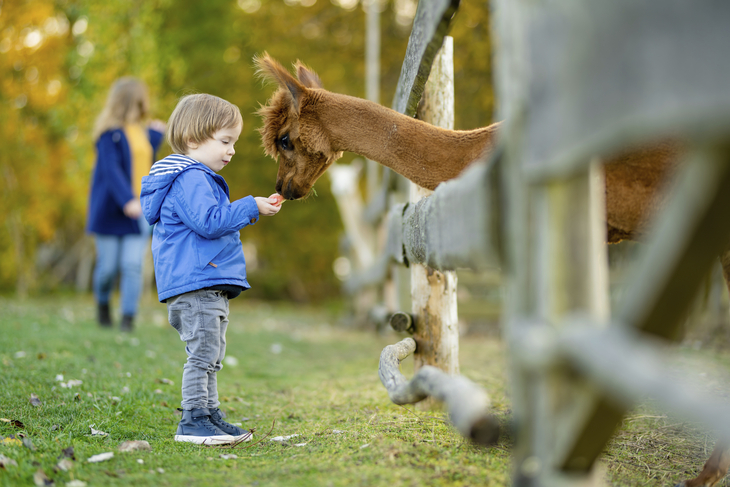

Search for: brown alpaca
xmin=256 ymin=54 xmax=499 ymax=199
xmin=255 ymin=52 xmax=730 ymax=487
xmin=255 ymin=52 xmax=679 ymax=243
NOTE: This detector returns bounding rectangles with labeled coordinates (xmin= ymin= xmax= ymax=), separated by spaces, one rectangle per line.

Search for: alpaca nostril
xmin=284 ymin=178 xmax=294 ymax=199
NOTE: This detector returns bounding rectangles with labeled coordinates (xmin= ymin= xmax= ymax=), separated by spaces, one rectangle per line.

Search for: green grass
xmin=0 ymin=296 xmax=728 ymax=486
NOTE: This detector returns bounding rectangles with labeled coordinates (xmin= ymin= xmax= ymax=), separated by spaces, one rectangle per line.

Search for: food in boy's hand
xmin=270 ymin=194 xmax=285 ymax=206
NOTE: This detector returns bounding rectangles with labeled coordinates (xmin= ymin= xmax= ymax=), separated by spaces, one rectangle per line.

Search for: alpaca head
xmin=255 ymin=53 xmax=343 ymax=200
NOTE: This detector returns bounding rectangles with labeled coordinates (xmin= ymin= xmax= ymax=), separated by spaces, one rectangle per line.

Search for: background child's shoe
xmin=210 ymin=408 xmax=253 ymax=442
xmin=98 ymin=303 xmax=112 ymax=327
xmin=175 ymin=408 xmax=234 ymax=445
xmin=120 ymin=314 xmax=134 ymax=332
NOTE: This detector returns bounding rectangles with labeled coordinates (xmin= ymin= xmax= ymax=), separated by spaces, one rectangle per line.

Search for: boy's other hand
xmin=123 ymin=199 xmax=142 ymax=219
xmin=255 ymin=196 xmax=282 ymax=216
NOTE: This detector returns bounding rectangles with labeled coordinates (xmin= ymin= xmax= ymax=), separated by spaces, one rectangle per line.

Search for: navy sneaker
xmin=174 ymin=408 xmax=234 ymax=445
xmin=209 ymin=408 xmax=253 ymax=443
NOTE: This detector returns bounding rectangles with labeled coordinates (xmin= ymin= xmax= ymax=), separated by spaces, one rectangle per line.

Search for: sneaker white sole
xmin=174 ymin=434 xmax=235 ymax=445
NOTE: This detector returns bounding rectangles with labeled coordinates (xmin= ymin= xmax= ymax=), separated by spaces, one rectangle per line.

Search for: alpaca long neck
xmin=314 ymin=91 xmax=499 ymax=190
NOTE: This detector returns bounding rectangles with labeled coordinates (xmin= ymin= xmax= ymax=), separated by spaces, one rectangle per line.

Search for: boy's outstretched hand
xmin=254 ymin=194 xmax=284 ymax=216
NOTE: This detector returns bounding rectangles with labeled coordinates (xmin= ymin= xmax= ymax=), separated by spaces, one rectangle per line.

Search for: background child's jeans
xmin=93 ymin=216 xmax=151 ymax=316
xmin=167 ymin=289 xmax=229 ymax=410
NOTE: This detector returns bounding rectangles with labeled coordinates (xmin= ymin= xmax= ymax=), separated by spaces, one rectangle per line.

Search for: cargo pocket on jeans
xmin=168 ymin=301 xmax=194 ymax=341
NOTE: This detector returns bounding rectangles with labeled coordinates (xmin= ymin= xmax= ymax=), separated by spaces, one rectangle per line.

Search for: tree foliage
xmin=0 ymin=0 xmax=492 ymax=301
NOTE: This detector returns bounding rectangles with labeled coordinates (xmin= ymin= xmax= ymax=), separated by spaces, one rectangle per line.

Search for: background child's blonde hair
xmin=166 ymin=94 xmax=243 ymax=154
xmin=93 ymin=77 xmax=150 ymax=140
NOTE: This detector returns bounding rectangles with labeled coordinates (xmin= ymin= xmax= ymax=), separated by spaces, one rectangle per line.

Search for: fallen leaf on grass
xmin=105 ymin=468 xmax=127 ymax=477
xmin=87 ymin=452 xmax=114 ymax=463
xmin=55 ymin=458 xmax=73 ymax=472
xmin=59 ymin=446 xmax=75 ymax=460
xmin=33 ymin=468 xmax=53 ymax=486
xmin=270 ymin=434 xmax=299 ymax=442
xmin=66 ymin=481 xmax=87 ymax=487
xmin=60 ymin=379 xmax=83 ymax=388
xmin=22 ymin=437 xmax=36 ymax=451
xmin=118 ymin=440 xmax=151 ymax=452
xmin=29 ymin=393 xmax=41 ymax=407
xmin=220 ymin=454 xmax=238 ymax=459
xmin=0 ymin=454 xmax=18 ymax=468
xmin=89 ymin=425 xmax=108 ymax=437
xmin=1 ymin=437 xmax=22 ymax=446
xmin=1 ymin=418 xmax=25 ymax=429
xmin=294 ymin=443 xmax=308 ymax=447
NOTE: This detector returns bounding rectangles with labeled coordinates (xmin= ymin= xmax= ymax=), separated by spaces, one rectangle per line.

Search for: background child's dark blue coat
xmin=87 ymin=128 xmax=164 ymax=235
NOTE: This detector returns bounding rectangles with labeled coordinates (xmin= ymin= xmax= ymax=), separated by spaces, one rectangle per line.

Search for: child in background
xmin=87 ymin=77 xmax=166 ymax=332
xmin=140 ymin=93 xmax=282 ymax=445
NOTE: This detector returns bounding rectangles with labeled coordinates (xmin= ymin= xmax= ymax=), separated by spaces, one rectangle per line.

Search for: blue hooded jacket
xmin=140 ymin=154 xmax=260 ymax=302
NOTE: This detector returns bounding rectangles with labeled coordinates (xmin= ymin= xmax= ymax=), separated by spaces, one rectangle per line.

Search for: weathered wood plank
xmin=401 ymin=157 xmax=502 ymax=271
xmin=493 ymin=0 xmax=730 ymax=482
xmin=392 ymin=0 xmax=461 ymax=116
xmin=343 ymin=155 xmax=503 ymax=295
xmin=556 ymin=323 xmax=730 ymax=445
xmin=521 ymin=0 xmax=730 ymax=179
xmin=541 ymin=145 xmax=730 ymax=473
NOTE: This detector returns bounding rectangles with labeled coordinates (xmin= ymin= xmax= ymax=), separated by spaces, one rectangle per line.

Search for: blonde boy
xmin=141 ymin=94 xmax=281 ymax=444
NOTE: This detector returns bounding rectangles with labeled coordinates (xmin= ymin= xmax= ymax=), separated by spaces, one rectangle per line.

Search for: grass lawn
xmin=1 ymin=295 xmax=729 ymax=486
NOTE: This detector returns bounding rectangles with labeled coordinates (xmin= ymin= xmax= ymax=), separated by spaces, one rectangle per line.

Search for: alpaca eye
xmin=279 ymin=134 xmax=293 ymax=151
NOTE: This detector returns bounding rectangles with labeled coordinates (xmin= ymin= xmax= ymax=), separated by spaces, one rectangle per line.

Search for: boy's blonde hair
xmin=93 ymin=77 xmax=149 ymax=140
xmin=167 ymin=94 xmax=243 ymax=154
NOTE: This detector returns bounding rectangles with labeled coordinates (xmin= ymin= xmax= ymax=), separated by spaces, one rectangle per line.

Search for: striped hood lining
xmin=149 ymin=154 xmax=198 ymax=176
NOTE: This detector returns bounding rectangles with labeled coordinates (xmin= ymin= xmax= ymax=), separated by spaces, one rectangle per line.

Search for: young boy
xmin=141 ymin=93 xmax=282 ymax=445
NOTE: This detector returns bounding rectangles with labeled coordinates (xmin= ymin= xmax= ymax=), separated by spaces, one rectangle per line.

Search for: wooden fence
xmin=354 ymin=0 xmax=730 ymax=484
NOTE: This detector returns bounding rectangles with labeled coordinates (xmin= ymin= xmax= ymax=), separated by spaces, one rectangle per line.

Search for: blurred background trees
xmin=0 ymin=0 xmax=492 ymax=302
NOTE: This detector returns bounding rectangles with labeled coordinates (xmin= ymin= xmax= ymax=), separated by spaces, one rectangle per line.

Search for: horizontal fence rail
xmin=345 ymin=157 xmax=502 ymax=293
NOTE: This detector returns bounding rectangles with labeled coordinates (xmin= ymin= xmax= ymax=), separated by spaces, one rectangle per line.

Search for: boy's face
xmin=185 ymin=124 xmax=242 ymax=173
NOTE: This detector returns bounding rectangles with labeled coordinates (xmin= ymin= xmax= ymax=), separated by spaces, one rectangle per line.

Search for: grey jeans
xmin=167 ymin=289 xmax=229 ymax=410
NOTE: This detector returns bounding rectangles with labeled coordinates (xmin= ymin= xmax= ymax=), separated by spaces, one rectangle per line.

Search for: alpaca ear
xmin=295 ymin=61 xmax=324 ymax=89
xmin=254 ymin=52 xmax=307 ymax=112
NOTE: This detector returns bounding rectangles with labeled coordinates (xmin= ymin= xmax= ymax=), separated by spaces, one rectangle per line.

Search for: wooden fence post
xmin=411 ymin=37 xmax=460 ymax=403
